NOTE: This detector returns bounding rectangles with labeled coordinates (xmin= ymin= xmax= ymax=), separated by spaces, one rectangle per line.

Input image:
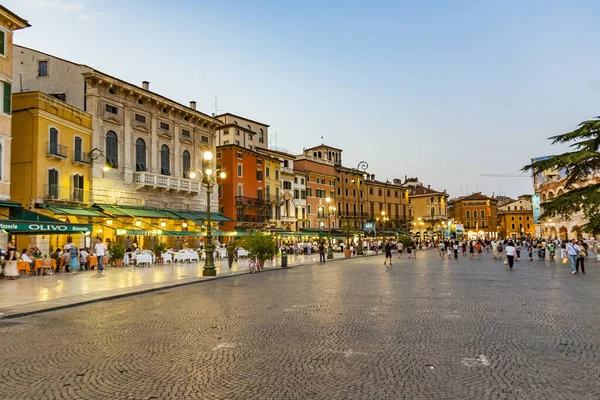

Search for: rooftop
xmin=0 ymin=5 xmax=30 ymax=29
xmin=215 ymin=113 xmax=270 ymax=127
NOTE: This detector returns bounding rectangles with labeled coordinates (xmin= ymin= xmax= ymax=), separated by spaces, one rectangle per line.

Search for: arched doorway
xmin=550 ymin=226 xmax=557 ymax=238
xmin=559 ymin=226 xmax=568 ymax=241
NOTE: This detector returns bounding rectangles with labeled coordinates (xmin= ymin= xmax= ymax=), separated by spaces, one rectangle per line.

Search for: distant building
xmin=405 ymin=178 xmax=449 ymax=239
xmin=215 ymin=113 xmax=268 ymax=151
xmin=497 ymin=195 xmax=535 ymax=239
xmin=448 ymin=192 xmax=499 ymax=239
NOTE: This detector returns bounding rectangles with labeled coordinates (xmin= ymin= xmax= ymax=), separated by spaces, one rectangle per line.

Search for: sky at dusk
xmin=6 ymin=0 xmax=600 ymax=198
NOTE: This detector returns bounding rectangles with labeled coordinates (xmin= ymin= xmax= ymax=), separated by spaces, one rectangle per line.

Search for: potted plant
xmin=341 ymin=222 xmax=353 ymax=258
xmin=241 ymin=232 xmax=277 ymax=270
xmin=109 ymin=243 xmax=126 ymax=267
xmin=153 ymin=241 xmax=168 ymax=262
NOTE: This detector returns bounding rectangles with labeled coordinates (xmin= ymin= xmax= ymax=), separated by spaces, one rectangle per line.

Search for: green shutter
xmin=3 ymin=82 xmax=11 ymax=115
xmin=0 ymin=31 xmax=5 ymax=56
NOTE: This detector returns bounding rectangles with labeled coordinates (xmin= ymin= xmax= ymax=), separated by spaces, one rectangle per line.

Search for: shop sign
xmin=364 ymin=222 xmax=375 ymax=232
xmin=0 ymin=222 xmax=92 ymax=233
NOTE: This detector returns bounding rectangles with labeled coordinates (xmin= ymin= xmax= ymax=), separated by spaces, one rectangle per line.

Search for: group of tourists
xmin=431 ymin=237 xmax=591 ymax=274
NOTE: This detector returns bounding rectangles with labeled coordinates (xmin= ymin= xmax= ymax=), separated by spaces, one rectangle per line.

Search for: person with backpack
xmin=318 ymin=241 xmax=326 ymax=264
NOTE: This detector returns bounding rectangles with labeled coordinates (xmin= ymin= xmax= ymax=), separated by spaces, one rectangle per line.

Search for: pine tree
xmin=522 ymin=117 xmax=600 ymax=235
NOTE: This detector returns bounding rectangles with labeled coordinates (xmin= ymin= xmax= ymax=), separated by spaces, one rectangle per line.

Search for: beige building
xmin=405 ymin=178 xmax=449 ymax=238
xmin=13 ymin=45 xmax=222 ymax=213
xmin=497 ymin=195 xmax=535 ymax=238
xmin=215 ymin=113 xmax=268 ymax=151
xmin=0 ymin=9 xmax=29 ymax=200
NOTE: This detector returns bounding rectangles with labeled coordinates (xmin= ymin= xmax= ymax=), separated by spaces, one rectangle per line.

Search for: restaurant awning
xmin=38 ymin=204 xmax=106 ymax=217
xmin=94 ymin=205 xmax=232 ymax=222
xmin=1 ymin=208 xmax=92 ymax=234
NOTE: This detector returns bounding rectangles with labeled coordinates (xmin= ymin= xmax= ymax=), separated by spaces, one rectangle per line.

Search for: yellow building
xmin=405 ymin=179 xmax=449 ymax=239
xmin=497 ymin=195 xmax=535 ymax=239
xmin=262 ymin=153 xmax=283 ymax=227
xmin=11 ymin=91 xmax=94 ymax=252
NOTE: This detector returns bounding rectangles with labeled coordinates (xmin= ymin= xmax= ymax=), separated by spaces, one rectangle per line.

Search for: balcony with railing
xmin=46 ymin=142 xmax=67 ymax=159
xmin=338 ymin=212 xmax=368 ymax=218
xmin=72 ymin=150 xmax=92 ymax=165
xmin=281 ymin=166 xmax=294 ymax=175
xmin=236 ymin=196 xmax=269 ymax=207
xmin=236 ymin=214 xmax=267 ymax=223
xmin=134 ymin=172 xmax=200 ymax=193
xmin=44 ymin=185 xmax=90 ymax=203
xmin=280 ymin=215 xmax=296 ymax=222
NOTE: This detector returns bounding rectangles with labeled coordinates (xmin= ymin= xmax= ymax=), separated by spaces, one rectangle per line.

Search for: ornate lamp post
xmin=319 ymin=197 xmax=336 ymax=259
xmin=189 ymin=150 xmax=226 ymax=276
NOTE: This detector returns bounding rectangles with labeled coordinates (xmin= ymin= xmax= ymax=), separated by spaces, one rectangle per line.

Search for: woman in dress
xmin=69 ymin=244 xmax=80 ymax=274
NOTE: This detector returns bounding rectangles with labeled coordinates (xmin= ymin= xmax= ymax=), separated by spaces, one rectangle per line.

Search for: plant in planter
xmin=109 ymin=243 xmax=126 ymax=267
xmin=341 ymin=222 xmax=354 ymax=258
xmin=153 ymin=241 xmax=168 ymax=261
xmin=241 ymin=232 xmax=277 ymax=270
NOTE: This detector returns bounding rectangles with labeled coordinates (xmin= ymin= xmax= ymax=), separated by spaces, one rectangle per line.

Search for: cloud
xmin=19 ymin=0 xmax=106 ymax=20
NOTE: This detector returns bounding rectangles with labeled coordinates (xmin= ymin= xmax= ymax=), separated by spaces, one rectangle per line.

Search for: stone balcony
xmin=134 ymin=172 xmax=200 ymax=193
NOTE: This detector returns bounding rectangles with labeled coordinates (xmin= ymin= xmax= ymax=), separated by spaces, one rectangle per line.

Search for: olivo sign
xmin=0 ymin=222 xmax=92 ymax=233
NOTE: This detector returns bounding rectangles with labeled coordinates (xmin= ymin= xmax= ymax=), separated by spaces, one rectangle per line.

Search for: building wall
xmin=294 ymin=158 xmax=335 ymax=229
xmin=335 ymin=168 xmax=366 ymax=229
xmin=217 ymin=145 xmax=264 ymax=231
xmin=0 ymin=19 xmax=29 ymax=200
xmin=409 ymin=193 xmax=449 ymax=227
xmin=215 ymin=114 xmax=268 ymax=150
xmin=364 ymin=180 xmax=406 ymax=229
xmin=450 ymin=197 xmax=499 ymax=238
xmin=11 ymin=91 xmax=92 ymax=207
xmin=13 ymin=45 xmax=90 ymax=110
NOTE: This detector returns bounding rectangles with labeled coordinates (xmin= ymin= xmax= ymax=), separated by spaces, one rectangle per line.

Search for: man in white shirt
xmin=94 ymin=238 xmax=107 ymax=273
xmin=491 ymin=240 xmax=499 ymax=259
xmin=566 ymin=239 xmax=581 ymax=274
xmin=438 ymin=242 xmax=445 ymax=259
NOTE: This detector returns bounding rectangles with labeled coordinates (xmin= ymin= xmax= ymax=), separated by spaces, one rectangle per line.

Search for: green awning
xmin=95 ymin=205 xmax=130 ymax=217
xmin=94 ymin=205 xmax=231 ymax=222
xmin=39 ymin=204 xmax=106 ymax=217
xmin=0 ymin=200 xmax=23 ymax=208
xmin=9 ymin=208 xmax=61 ymax=223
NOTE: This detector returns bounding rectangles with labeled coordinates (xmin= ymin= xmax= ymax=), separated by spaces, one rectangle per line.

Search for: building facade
xmin=405 ymin=178 xmax=449 ymax=238
xmin=11 ymin=91 xmax=92 ymax=251
xmin=448 ymin=192 xmax=499 ymax=239
xmin=215 ymin=113 xmax=268 ymax=151
xmin=335 ymin=165 xmax=368 ymax=230
xmin=364 ymin=175 xmax=408 ymax=232
xmin=497 ymin=195 xmax=535 ymax=239
xmin=294 ymin=145 xmax=337 ymax=230
xmin=0 ymin=12 xmax=29 ymax=201
xmin=257 ymin=148 xmax=297 ymax=230
xmin=217 ymin=144 xmax=270 ymax=231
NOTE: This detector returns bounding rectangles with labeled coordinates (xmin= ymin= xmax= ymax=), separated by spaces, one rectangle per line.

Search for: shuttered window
xmin=0 ymin=31 xmax=5 ymax=57
xmin=3 ymin=82 xmax=11 ymax=115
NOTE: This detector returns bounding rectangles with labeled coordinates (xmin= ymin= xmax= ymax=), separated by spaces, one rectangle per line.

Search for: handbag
xmin=562 ymin=257 xmax=568 ymax=264
xmin=503 ymin=259 xmax=508 ymax=265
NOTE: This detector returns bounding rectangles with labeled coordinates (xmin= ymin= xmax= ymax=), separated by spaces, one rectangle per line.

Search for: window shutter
xmin=0 ymin=31 xmax=5 ymax=56
xmin=3 ymin=82 xmax=11 ymax=114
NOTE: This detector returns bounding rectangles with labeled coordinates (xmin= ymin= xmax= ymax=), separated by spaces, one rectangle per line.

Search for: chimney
xmin=428 ymin=184 xmax=431 ymax=189
xmin=190 ymin=101 xmax=197 ymax=110
xmin=142 ymin=81 xmax=149 ymax=90
xmin=371 ymin=174 xmax=375 ymax=181
xmin=404 ymin=175 xmax=407 ymax=182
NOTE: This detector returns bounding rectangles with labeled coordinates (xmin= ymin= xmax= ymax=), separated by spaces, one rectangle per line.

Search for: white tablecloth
xmin=135 ymin=254 xmax=153 ymax=265
xmin=173 ymin=252 xmax=199 ymax=262
xmin=161 ymin=253 xmax=172 ymax=263
xmin=237 ymin=249 xmax=249 ymax=258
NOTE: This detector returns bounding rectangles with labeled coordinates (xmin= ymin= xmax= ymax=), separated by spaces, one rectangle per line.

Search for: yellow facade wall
xmin=11 ymin=91 xmax=92 ymax=208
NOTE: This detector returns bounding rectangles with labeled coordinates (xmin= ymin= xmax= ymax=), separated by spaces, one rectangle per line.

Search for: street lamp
xmin=189 ymin=150 xmax=226 ymax=276
xmin=321 ymin=197 xmax=336 ymax=259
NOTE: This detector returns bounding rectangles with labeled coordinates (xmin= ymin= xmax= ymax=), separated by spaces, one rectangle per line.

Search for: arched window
xmin=318 ymin=151 xmax=322 ymax=158
xmin=135 ymin=138 xmax=146 ymax=171
xmin=541 ymin=193 xmax=547 ymax=202
xmin=258 ymin=129 xmax=264 ymax=143
xmin=160 ymin=144 xmax=170 ymax=175
xmin=548 ymin=191 xmax=554 ymax=200
xmin=182 ymin=150 xmax=191 ymax=178
xmin=105 ymin=131 xmax=118 ymax=168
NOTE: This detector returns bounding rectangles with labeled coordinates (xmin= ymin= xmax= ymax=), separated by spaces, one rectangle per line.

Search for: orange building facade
xmin=216 ymin=144 xmax=269 ymax=231
xmin=448 ymin=192 xmax=499 ymax=239
xmin=293 ymin=146 xmax=337 ymax=230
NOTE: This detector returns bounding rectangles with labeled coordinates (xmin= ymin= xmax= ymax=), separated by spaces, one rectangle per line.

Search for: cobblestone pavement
xmin=1 ymin=250 xmax=599 ymax=399
xmin=0 ymin=251 xmax=348 ymax=317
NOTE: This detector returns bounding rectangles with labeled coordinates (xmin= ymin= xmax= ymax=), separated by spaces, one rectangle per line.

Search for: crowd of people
xmin=433 ymin=237 xmax=591 ymax=274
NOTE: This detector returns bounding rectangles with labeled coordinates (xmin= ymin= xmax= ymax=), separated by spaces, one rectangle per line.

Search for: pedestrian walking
xmin=397 ymin=242 xmax=403 ymax=258
xmin=95 ymin=238 xmax=106 ymax=273
xmin=505 ymin=240 xmax=516 ymax=270
xmin=492 ymin=240 xmax=499 ymax=259
xmin=384 ymin=240 xmax=393 ymax=266
xmin=576 ymin=240 xmax=587 ymax=274
xmin=527 ymin=243 xmax=533 ymax=261
xmin=406 ymin=246 xmax=412 ymax=259
xmin=438 ymin=241 xmax=445 ymax=259
xmin=318 ymin=241 xmax=326 ymax=264
xmin=475 ymin=242 xmax=483 ymax=260
xmin=461 ymin=241 xmax=467 ymax=257
xmin=566 ymin=239 xmax=580 ymax=274
xmin=226 ymin=241 xmax=236 ymax=269
xmin=469 ymin=241 xmax=475 ymax=259
xmin=68 ymin=242 xmax=80 ymax=275
xmin=515 ymin=241 xmax=522 ymax=260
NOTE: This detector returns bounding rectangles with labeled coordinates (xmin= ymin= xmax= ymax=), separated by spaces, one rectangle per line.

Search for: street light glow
xmin=220 ymin=171 xmax=226 ymax=179
xmin=189 ymin=171 xmax=196 ymax=179
xmin=205 ymin=168 xmax=213 ymax=176
xmin=203 ymin=151 xmax=213 ymax=161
